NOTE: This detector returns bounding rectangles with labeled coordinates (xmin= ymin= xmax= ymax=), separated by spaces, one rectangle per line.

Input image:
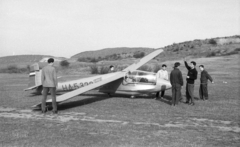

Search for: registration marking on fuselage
xmin=61 ymin=77 xmax=102 ymax=91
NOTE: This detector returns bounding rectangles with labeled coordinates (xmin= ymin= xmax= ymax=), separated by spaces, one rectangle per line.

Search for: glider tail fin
xmin=24 ymin=63 xmax=42 ymax=91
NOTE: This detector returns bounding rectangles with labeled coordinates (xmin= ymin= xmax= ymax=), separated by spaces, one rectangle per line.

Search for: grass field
xmin=0 ymin=54 xmax=239 ymax=147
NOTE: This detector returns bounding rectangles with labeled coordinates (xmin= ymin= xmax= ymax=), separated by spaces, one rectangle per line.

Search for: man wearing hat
xmin=170 ymin=62 xmax=183 ymax=106
xmin=184 ymin=58 xmax=198 ymax=105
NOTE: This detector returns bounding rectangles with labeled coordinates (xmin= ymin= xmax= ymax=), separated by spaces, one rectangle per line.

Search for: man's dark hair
xmin=109 ymin=65 xmax=114 ymax=69
xmin=174 ymin=62 xmax=180 ymax=67
xmin=48 ymin=58 xmax=54 ymax=63
xmin=199 ymin=65 xmax=204 ymax=68
xmin=191 ymin=61 xmax=196 ymax=66
xmin=162 ymin=64 xmax=167 ymax=67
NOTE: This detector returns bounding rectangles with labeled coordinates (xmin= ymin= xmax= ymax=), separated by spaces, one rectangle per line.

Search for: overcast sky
xmin=0 ymin=0 xmax=239 ymax=58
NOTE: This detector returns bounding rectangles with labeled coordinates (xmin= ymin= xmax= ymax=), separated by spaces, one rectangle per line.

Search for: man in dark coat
xmin=184 ymin=58 xmax=198 ymax=105
xmin=170 ymin=62 xmax=183 ymax=106
xmin=199 ymin=65 xmax=214 ymax=100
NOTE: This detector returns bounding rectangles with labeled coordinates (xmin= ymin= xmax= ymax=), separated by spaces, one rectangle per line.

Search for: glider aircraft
xmin=25 ymin=49 xmax=172 ymax=109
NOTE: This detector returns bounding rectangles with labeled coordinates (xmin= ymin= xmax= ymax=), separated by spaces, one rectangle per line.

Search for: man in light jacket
xmin=155 ymin=64 xmax=168 ymax=99
xmin=41 ymin=58 xmax=58 ymax=114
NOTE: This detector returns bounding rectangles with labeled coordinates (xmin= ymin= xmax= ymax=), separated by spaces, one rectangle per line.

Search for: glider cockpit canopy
xmin=124 ymin=70 xmax=156 ymax=85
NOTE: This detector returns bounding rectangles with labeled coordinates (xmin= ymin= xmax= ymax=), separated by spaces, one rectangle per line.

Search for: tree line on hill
xmin=77 ymin=51 xmax=145 ymax=63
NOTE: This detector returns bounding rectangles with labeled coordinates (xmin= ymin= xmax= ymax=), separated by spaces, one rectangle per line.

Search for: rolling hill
xmin=0 ymin=35 xmax=239 ymax=69
xmin=154 ymin=35 xmax=240 ymax=61
xmin=71 ymin=35 xmax=240 ymax=62
xmin=71 ymin=47 xmax=155 ymax=59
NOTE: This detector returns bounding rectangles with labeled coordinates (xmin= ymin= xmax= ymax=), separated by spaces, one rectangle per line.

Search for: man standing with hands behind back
xmin=184 ymin=58 xmax=198 ymax=105
xmin=41 ymin=58 xmax=58 ymax=114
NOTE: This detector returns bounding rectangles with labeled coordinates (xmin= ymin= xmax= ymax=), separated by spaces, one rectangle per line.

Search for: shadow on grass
xmin=58 ymin=93 xmax=159 ymax=110
xmin=28 ymin=92 xmax=63 ymax=97
xmin=39 ymin=93 xmax=176 ymax=111
xmin=113 ymin=94 xmax=155 ymax=99
xmin=157 ymin=95 xmax=172 ymax=105
xmin=57 ymin=93 xmax=111 ymax=110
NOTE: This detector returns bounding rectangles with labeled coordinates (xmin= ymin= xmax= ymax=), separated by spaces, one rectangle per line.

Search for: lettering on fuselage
xmin=61 ymin=77 xmax=102 ymax=91
xmin=94 ymin=77 xmax=102 ymax=83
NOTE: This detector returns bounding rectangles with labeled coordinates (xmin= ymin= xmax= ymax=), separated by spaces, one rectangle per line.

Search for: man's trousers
xmin=186 ymin=83 xmax=195 ymax=103
xmin=199 ymin=83 xmax=209 ymax=100
xmin=172 ymin=84 xmax=181 ymax=105
xmin=42 ymin=87 xmax=57 ymax=112
xmin=156 ymin=90 xmax=165 ymax=98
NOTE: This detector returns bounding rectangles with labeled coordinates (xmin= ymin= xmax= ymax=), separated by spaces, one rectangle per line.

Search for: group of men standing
xmin=41 ymin=57 xmax=214 ymax=114
xmin=156 ymin=58 xmax=214 ymax=106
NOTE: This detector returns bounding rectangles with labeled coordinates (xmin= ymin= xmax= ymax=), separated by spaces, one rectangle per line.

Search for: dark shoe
xmin=41 ymin=110 xmax=47 ymax=114
xmin=189 ymin=102 xmax=195 ymax=106
xmin=185 ymin=101 xmax=189 ymax=104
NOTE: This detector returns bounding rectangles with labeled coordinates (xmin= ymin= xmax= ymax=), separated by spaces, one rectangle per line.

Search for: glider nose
xmin=164 ymin=80 xmax=172 ymax=89
xmin=158 ymin=79 xmax=172 ymax=90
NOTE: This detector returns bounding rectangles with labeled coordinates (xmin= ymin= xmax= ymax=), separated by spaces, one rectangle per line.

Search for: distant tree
xmin=98 ymin=56 xmax=102 ymax=61
xmin=26 ymin=65 xmax=31 ymax=72
xmin=133 ymin=52 xmax=145 ymax=58
xmin=78 ymin=57 xmax=88 ymax=62
xmin=99 ymin=66 xmax=109 ymax=74
xmin=105 ymin=55 xmax=110 ymax=60
xmin=138 ymin=65 xmax=152 ymax=72
xmin=90 ymin=58 xmax=98 ymax=63
xmin=209 ymin=39 xmax=217 ymax=45
xmin=153 ymin=64 xmax=161 ymax=73
xmin=7 ymin=65 xmax=18 ymax=73
xmin=0 ymin=65 xmax=29 ymax=73
xmin=60 ymin=60 xmax=70 ymax=67
xmin=235 ymin=48 xmax=240 ymax=52
xmin=206 ymin=51 xmax=216 ymax=57
xmin=90 ymin=64 xmax=98 ymax=74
